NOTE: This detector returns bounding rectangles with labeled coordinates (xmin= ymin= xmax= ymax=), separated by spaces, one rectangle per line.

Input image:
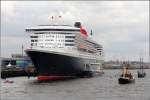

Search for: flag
xmin=90 ymin=30 xmax=93 ymax=36
xmin=22 ymin=44 xmax=24 ymax=49
xmin=58 ymin=16 xmax=62 ymax=18
xmin=51 ymin=16 xmax=54 ymax=19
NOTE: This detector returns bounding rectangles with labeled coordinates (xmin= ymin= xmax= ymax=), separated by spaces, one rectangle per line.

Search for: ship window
xmin=65 ymin=44 xmax=74 ymax=46
xmin=97 ymin=48 xmax=102 ymax=50
xmin=35 ymin=33 xmax=44 ymax=34
xmin=61 ymin=33 xmax=72 ymax=34
xmin=65 ymin=40 xmax=74 ymax=42
xmin=98 ymin=50 xmax=102 ymax=52
xmin=30 ymin=36 xmax=38 ymax=38
xmin=45 ymin=39 xmax=50 ymax=41
xmin=65 ymin=36 xmax=75 ymax=38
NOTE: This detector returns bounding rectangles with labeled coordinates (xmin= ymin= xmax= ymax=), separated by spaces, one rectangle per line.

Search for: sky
xmin=1 ymin=1 xmax=149 ymax=62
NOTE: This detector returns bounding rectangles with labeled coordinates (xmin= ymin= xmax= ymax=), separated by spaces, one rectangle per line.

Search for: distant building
xmin=103 ymin=60 xmax=149 ymax=69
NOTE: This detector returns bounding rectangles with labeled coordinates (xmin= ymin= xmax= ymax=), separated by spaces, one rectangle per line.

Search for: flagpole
xmin=90 ymin=29 xmax=93 ymax=39
xmin=48 ymin=15 xmax=62 ymax=25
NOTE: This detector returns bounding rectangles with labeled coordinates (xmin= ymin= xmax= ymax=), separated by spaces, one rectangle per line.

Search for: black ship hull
xmin=25 ymin=49 xmax=103 ymax=81
xmin=118 ymin=77 xmax=135 ymax=84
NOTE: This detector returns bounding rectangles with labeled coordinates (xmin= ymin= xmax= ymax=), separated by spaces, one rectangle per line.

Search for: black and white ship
xmin=25 ymin=22 xmax=104 ymax=81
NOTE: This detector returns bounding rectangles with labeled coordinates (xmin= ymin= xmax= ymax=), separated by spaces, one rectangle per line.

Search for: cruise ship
xmin=25 ymin=22 xmax=104 ymax=81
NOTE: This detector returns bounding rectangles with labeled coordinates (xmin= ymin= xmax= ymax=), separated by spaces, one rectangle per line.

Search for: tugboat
xmin=118 ymin=64 xmax=135 ymax=84
xmin=137 ymin=58 xmax=146 ymax=78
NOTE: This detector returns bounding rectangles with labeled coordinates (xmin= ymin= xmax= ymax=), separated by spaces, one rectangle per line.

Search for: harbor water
xmin=1 ymin=69 xmax=150 ymax=100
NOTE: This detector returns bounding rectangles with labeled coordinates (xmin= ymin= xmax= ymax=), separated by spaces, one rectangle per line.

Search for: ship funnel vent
xmin=74 ymin=22 xmax=81 ymax=28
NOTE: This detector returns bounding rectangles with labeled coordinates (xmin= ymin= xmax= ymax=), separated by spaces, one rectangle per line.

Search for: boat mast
xmin=140 ymin=57 xmax=143 ymax=73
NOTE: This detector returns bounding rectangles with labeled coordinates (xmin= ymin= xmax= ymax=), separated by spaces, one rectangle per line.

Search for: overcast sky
xmin=1 ymin=1 xmax=149 ymax=62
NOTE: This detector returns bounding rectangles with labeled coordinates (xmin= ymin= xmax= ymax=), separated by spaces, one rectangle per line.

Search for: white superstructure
xmin=26 ymin=23 xmax=104 ymax=60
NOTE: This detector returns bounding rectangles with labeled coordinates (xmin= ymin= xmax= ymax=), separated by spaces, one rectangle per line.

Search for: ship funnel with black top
xmin=74 ymin=22 xmax=81 ymax=28
xmin=75 ymin=22 xmax=88 ymax=37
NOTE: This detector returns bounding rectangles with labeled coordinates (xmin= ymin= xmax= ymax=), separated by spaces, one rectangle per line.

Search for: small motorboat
xmin=118 ymin=65 xmax=135 ymax=84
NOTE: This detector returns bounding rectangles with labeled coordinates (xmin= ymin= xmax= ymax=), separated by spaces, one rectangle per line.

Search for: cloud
xmin=1 ymin=1 xmax=149 ymax=61
xmin=1 ymin=1 xmax=17 ymax=17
